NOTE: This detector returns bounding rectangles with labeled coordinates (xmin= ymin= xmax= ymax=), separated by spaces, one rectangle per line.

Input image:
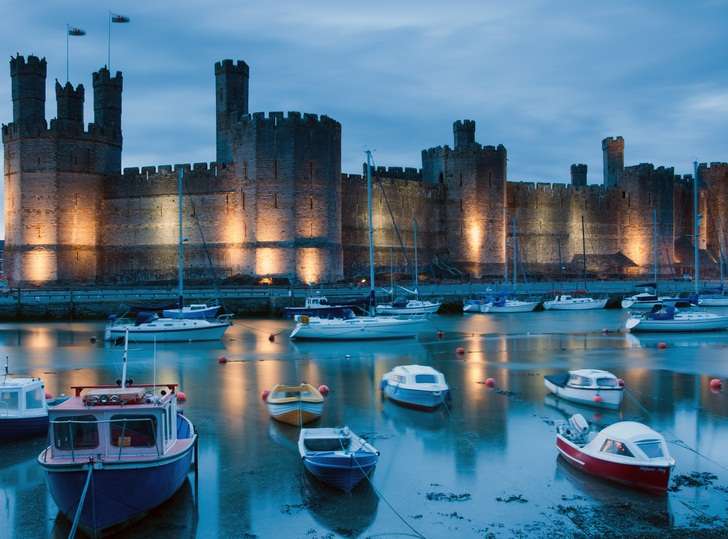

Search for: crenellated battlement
xmin=121 ymin=161 xmax=221 ymax=178
xmin=55 ymin=80 xmax=84 ymax=99
xmin=10 ymin=54 xmax=46 ymax=76
xmin=602 ymin=136 xmax=624 ymax=149
xmin=2 ymin=119 xmax=122 ymax=141
xmin=422 ymin=143 xmax=506 ymax=158
xmin=92 ymin=67 xmax=122 ymax=87
xmin=361 ymin=164 xmax=422 ymax=180
xmin=215 ymin=59 xmax=249 ymax=76
xmin=238 ymin=110 xmax=341 ymax=129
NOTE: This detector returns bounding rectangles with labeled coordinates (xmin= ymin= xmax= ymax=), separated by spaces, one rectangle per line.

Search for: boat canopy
xmin=0 ymin=378 xmax=46 ymax=417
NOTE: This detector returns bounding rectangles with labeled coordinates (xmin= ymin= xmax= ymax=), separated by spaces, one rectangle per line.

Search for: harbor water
xmin=1 ymin=310 xmax=728 ymax=538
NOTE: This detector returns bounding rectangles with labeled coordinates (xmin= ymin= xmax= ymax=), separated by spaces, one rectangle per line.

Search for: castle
xmin=3 ymin=54 xmax=728 ymax=286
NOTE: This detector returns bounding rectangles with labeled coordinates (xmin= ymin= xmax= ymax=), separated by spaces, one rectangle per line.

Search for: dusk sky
xmin=2 ymin=0 xmax=727 ymax=193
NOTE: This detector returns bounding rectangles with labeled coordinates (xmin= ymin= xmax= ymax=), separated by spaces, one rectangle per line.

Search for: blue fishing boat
xmin=0 ymin=360 xmax=67 ymax=441
xmin=38 ymin=334 xmax=197 ymax=535
xmin=381 ymin=365 xmax=449 ymax=410
xmin=298 ymin=427 xmax=379 ymax=492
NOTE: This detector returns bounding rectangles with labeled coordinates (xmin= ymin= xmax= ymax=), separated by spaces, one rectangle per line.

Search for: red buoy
xmin=176 ymin=391 xmax=187 ymax=403
xmin=593 ymin=395 xmax=603 ymax=403
xmin=617 ymin=378 xmax=625 ymax=387
xmin=217 ymin=356 xmax=228 ymax=364
xmin=485 ymin=377 xmax=495 ymax=388
xmin=657 ymin=342 xmax=667 ymax=350
xmin=269 ymin=334 xmax=275 ymax=342
xmin=456 ymin=347 xmax=465 ymax=355
xmin=261 ymin=389 xmax=270 ymax=401
xmin=437 ymin=331 xmax=444 ymax=339
xmin=44 ymin=391 xmax=53 ymax=400
xmin=318 ymin=384 xmax=330 ymax=396
xmin=710 ymin=378 xmax=723 ymax=391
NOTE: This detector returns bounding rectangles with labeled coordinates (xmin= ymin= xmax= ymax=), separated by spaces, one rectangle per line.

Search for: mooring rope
xmin=68 ymin=463 xmax=94 ymax=539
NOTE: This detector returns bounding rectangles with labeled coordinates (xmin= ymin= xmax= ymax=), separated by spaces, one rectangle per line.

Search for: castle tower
xmin=10 ymin=54 xmax=47 ymax=131
xmin=93 ymin=67 xmax=122 ymax=134
xmin=215 ymin=59 xmax=249 ymax=164
xmin=233 ymin=111 xmax=342 ymax=283
xmin=55 ymin=81 xmax=84 ymax=132
xmin=422 ymin=120 xmax=507 ymax=277
xmin=602 ymin=136 xmax=624 ymax=187
xmin=453 ymin=119 xmax=475 ymax=149
xmin=570 ymin=163 xmax=587 ymax=187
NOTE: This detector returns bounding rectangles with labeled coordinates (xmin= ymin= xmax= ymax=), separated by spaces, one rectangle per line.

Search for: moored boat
xmin=544 ymin=369 xmax=623 ymax=409
xmin=375 ymin=298 xmax=441 ymax=315
xmin=0 ymin=366 xmax=68 ymax=441
xmin=298 ymin=427 xmax=379 ymax=492
xmin=283 ymin=296 xmax=354 ymax=320
xmin=463 ymin=295 xmax=488 ymax=313
xmin=543 ymin=295 xmax=607 ymax=311
xmin=105 ymin=312 xmax=231 ymax=342
xmin=698 ymin=287 xmax=728 ymax=306
xmin=38 ymin=334 xmax=196 ymax=535
xmin=265 ymin=383 xmax=325 ymax=426
xmin=556 ymin=414 xmax=674 ymax=492
xmin=625 ymin=306 xmax=728 ymax=332
xmin=289 ymin=310 xmax=426 ymax=340
xmin=381 ymin=365 xmax=449 ymax=410
xmin=481 ymin=297 xmax=539 ymax=313
xmin=162 ymin=303 xmax=221 ymax=319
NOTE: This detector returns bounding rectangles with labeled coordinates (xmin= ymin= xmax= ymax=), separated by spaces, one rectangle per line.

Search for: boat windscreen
xmin=600 ymin=438 xmax=634 ymax=457
xmin=636 ymin=440 xmax=664 ymax=458
xmin=274 ymin=390 xmax=312 ymax=398
xmin=414 ymin=374 xmax=438 ymax=384
xmin=596 ymin=378 xmax=619 ymax=388
xmin=304 ymin=436 xmax=351 ymax=452
xmin=0 ymin=390 xmax=19 ymax=411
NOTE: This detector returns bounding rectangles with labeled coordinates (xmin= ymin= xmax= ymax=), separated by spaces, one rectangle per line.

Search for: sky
xmin=1 ymin=0 xmax=727 ymax=213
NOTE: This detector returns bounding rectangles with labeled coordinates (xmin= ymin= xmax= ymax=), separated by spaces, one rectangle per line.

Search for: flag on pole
xmin=68 ymin=27 xmax=86 ymax=36
xmin=111 ymin=14 xmax=130 ymax=23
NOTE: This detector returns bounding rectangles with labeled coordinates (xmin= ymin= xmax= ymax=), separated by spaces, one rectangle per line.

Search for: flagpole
xmin=66 ymin=24 xmax=69 ymax=83
xmin=107 ymin=11 xmax=111 ymax=69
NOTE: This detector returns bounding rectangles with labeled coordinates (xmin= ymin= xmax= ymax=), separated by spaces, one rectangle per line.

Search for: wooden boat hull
xmin=382 ymin=383 xmax=446 ymax=410
xmin=556 ymin=435 xmax=671 ymax=492
xmin=544 ymin=378 xmax=622 ymax=409
xmin=267 ymin=401 xmax=323 ymax=426
xmin=543 ymin=299 xmax=607 ymax=311
xmin=0 ymin=414 xmax=48 ymax=441
xmin=303 ymin=451 xmax=378 ymax=492
xmin=40 ymin=415 xmax=195 ymax=534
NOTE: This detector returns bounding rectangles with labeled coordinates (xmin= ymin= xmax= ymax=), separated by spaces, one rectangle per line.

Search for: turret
xmin=215 ymin=59 xmax=249 ymax=164
xmin=92 ymin=67 xmax=122 ymax=133
xmin=570 ymin=163 xmax=587 ymax=187
xmin=453 ymin=119 xmax=476 ymax=149
xmin=55 ymin=81 xmax=84 ymax=131
xmin=10 ymin=54 xmax=47 ymax=130
xmin=602 ymin=136 xmax=624 ymax=187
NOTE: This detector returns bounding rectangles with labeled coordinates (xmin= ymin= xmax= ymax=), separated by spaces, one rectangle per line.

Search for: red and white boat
xmin=556 ymin=414 xmax=675 ymax=493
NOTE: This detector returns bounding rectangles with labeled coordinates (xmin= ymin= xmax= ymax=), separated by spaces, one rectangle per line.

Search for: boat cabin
xmin=386 ymin=365 xmax=447 ymax=389
xmin=43 ymin=385 xmax=180 ymax=463
xmin=590 ymin=421 xmax=672 ymax=463
xmin=304 ymin=296 xmax=330 ymax=308
xmin=566 ymin=369 xmax=621 ymax=390
xmin=0 ymin=377 xmax=47 ymax=418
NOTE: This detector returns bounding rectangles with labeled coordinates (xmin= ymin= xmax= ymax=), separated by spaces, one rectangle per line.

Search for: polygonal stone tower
xmin=215 ymin=59 xmax=249 ymax=164
xmin=602 ymin=136 xmax=624 ymax=187
xmin=421 ymin=120 xmax=507 ymax=277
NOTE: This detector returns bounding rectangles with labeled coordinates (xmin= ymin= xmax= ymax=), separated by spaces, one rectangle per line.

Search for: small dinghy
xmin=381 ymin=365 xmax=449 ymax=410
xmin=543 ymin=295 xmax=607 ymax=311
xmin=625 ymin=305 xmax=728 ymax=332
xmin=544 ymin=369 xmax=623 ymax=409
xmin=556 ymin=414 xmax=674 ymax=492
xmin=265 ymin=383 xmax=325 ymax=426
xmin=298 ymin=427 xmax=379 ymax=492
xmin=0 ymin=361 xmax=68 ymax=441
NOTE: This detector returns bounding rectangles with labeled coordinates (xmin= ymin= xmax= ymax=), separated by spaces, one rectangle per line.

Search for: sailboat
xmin=39 ymin=331 xmax=197 ymax=535
xmin=105 ymin=169 xmax=231 ymax=342
xmin=544 ymin=216 xmax=606 ymax=310
xmin=290 ymin=152 xmax=427 ymax=340
xmin=376 ymin=219 xmax=441 ymax=315
xmin=480 ymin=217 xmax=539 ymax=313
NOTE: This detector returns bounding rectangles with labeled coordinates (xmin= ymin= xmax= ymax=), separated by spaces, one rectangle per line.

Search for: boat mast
xmin=694 ymin=161 xmax=700 ymax=294
xmin=413 ymin=218 xmax=419 ymax=297
xmin=511 ymin=217 xmax=517 ymax=289
xmin=177 ymin=168 xmax=185 ymax=309
xmin=366 ymin=151 xmax=376 ymax=314
xmin=121 ymin=329 xmax=129 ymax=389
xmin=652 ymin=207 xmax=658 ymax=285
xmin=389 ymin=246 xmax=394 ymax=300
xmin=2 ymin=356 xmax=7 ymax=385
xmin=581 ymin=214 xmax=587 ymax=290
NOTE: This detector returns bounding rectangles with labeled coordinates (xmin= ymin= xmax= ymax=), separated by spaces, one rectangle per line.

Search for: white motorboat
xmin=481 ymin=299 xmax=539 ymax=313
xmin=556 ymin=414 xmax=674 ymax=492
xmin=463 ymin=296 xmax=487 ymax=313
xmin=290 ymin=311 xmax=426 ymax=340
xmin=105 ymin=313 xmax=231 ymax=342
xmin=698 ymin=288 xmax=728 ymax=307
xmin=544 ymin=369 xmax=623 ymax=409
xmin=380 ymin=365 xmax=449 ymax=409
xmin=621 ymin=292 xmax=693 ymax=310
xmin=376 ymin=298 xmax=441 ymax=315
xmin=625 ymin=306 xmax=728 ymax=332
xmin=543 ymin=295 xmax=607 ymax=311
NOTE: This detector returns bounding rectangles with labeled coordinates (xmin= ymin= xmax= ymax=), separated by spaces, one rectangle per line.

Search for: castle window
xmin=460 ymin=199 xmax=463 ymax=212
xmin=309 ymin=161 xmax=314 ymax=180
xmin=226 ymin=194 xmax=230 ymax=213
xmin=243 ymin=161 xmax=248 ymax=180
xmin=37 ymin=157 xmax=41 ymax=167
xmin=459 ymin=173 xmax=462 ymax=187
xmin=309 ymin=196 xmax=313 ymax=210
xmin=622 ymin=191 xmax=626 ymax=199
xmin=274 ymin=160 xmax=278 ymax=179
xmin=274 ymin=193 xmax=278 ymax=209
xmin=74 ymin=154 xmax=78 ymax=166
xmin=74 ymin=193 xmax=79 ymax=208
xmin=241 ymin=190 xmax=245 ymax=210
xmin=438 ymin=172 xmax=444 ymax=184
xmin=489 ymin=172 xmax=493 ymax=186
